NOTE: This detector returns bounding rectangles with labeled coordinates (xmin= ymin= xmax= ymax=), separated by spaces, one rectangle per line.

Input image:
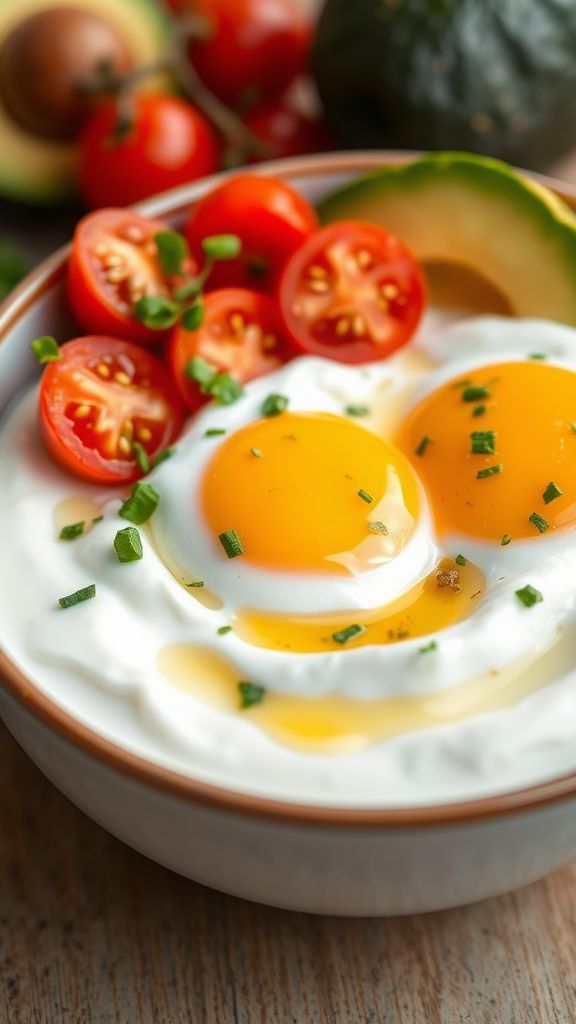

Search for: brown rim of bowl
xmin=2 ymin=150 xmax=576 ymax=830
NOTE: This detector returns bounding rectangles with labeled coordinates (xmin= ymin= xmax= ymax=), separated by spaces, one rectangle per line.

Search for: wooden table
xmin=3 ymin=156 xmax=576 ymax=1021
xmin=2 ymin=723 xmax=576 ymax=1023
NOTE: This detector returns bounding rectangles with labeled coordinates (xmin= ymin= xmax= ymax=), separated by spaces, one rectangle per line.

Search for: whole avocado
xmin=311 ymin=0 xmax=576 ymax=170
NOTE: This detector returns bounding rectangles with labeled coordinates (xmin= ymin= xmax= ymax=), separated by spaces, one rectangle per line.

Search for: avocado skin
xmin=311 ymin=0 xmax=576 ymax=171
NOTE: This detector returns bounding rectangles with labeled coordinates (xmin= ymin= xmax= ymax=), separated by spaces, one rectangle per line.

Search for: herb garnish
xmin=455 ymin=554 xmax=467 ymax=566
xmin=58 ymin=584 xmax=96 ymax=609
xmin=219 ymin=528 xmax=245 ymax=558
xmin=501 ymin=533 xmax=512 ymax=546
xmin=470 ymin=430 xmax=496 ymax=455
xmin=59 ymin=522 xmax=85 ymax=541
xmin=419 ymin=640 xmax=438 ymax=653
xmin=114 ymin=526 xmax=143 ymax=563
xmin=132 ymin=441 xmax=150 ymax=474
xmin=332 ymin=624 xmax=366 ymax=645
xmin=186 ymin=355 xmax=244 ymax=405
xmin=119 ymin=482 xmax=159 ymax=524
xmin=476 ymin=464 xmax=503 ymax=479
xmin=262 ymin=393 xmax=289 ymax=417
xmin=205 ymin=428 xmax=227 ymax=437
xmin=515 ymin=584 xmax=543 ymax=608
xmin=543 ymin=481 xmax=563 ymax=505
xmin=238 ymin=681 xmax=266 ymax=708
xmin=357 ymin=489 xmax=373 ymax=503
xmin=30 ymin=335 xmax=60 ymax=364
xmin=217 ymin=625 xmax=233 ymax=635
xmin=345 ymin=404 xmax=370 ymax=417
xmin=368 ymin=521 xmax=388 ymax=533
xmin=462 ymin=385 xmax=490 ymax=403
xmin=528 ymin=512 xmax=549 ymax=533
xmin=415 ymin=435 xmax=432 ymax=456
xmin=472 ymin=404 xmax=486 ymax=418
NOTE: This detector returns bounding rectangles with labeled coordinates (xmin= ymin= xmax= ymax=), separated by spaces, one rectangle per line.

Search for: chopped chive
xmin=119 ymin=482 xmax=159 ymax=524
xmin=345 ymin=404 xmax=370 ymax=417
xmin=415 ymin=435 xmax=432 ymax=456
xmin=185 ymin=580 xmax=205 ymax=588
xmin=59 ymin=521 xmax=85 ymax=541
xmin=134 ymin=295 xmax=180 ymax=330
xmin=501 ymin=533 xmax=512 ymax=546
xmin=250 ymin=447 xmax=263 ymax=457
xmin=477 ymin=464 xmax=503 ymax=479
xmin=419 ymin=640 xmax=438 ymax=653
xmin=58 ymin=583 xmax=96 ymax=609
xmin=262 ymin=393 xmax=289 ymax=417
xmin=452 ymin=378 xmax=471 ymax=389
xmin=529 ymin=353 xmax=547 ymax=360
xmin=570 ymin=423 xmax=576 ymax=434
xmin=30 ymin=335 xmax=60 ymax=364
xmin=205 ymin=428 xmax=226 ymax=437
xmin=472 ymin=404 xmax=486 ymax=417
xmin=92 ymin=515 xmax=104 ymax=524
xmin=470 ymin=430 xmax=496 ymax=455
xmin=114 ymin=526 xmax=143 ymax=563
xmin=357 ymin=489 xmax=373 ymax=503
xmin=187 ymin=355 xmax=217 ymax=387
xmin=543 ymin=481 xmax=563 ymax=505
xmin=455 ymin=554 xmax=467 ymax=566
xmin=528 ymin=511 xmax=549 ymax=533
xmin=238 ymin=680 xmax=265 ymax=709
xmin=210 ymin=373 xmax=244 ymax=405
xmin=462 ymin=385 xmax=490 ymax=403
xmin=219 ymin=528 xmax=244 ymax=558
xmin=368 ymin=521 xmax=388 ymax=534
xmin=332 ymin=623 xmax=366 ymax=645
xmin=132 ymin=441 xmax=150 ymax=474
xmin=151 ymin=447 xmax=175 ymax=469
xmin=515 ymin=584 xmax=543 ymax=608
xmin=217 ymin=625 xmax=233 ymax=635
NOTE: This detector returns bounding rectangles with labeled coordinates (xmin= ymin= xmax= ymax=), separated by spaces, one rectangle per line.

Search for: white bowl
xmin=2 ymin=153 xmax=576 ymax=917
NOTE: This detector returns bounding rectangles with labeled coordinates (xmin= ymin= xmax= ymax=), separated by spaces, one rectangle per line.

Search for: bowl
xmin=2 ymin=153 xmax=576 ymax=917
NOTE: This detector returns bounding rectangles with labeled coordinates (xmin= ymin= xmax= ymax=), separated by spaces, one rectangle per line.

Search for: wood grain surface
xmin=1 ymin=722 xmax=575 ymax=1024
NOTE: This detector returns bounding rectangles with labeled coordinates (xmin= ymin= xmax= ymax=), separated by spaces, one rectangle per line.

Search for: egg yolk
xmin=202 ymin=412 xmax=419 ymax=574
xmin=397 ymin=360 xmax=576 ymax=542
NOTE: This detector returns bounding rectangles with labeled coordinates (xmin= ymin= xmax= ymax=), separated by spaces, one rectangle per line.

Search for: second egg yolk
xmin=202 ymin=412 xmax=420 ymax=575
xmin=397 ymin=360 xmax=576 ymax=542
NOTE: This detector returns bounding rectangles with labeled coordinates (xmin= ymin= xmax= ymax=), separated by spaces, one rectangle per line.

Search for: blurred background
xmin=1 ymin=0 xmax=576 ymax=291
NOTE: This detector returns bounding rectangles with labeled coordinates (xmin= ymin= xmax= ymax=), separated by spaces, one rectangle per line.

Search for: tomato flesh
xmin=169 ymin=289 xmax=293 ymax=411
xmin=68 ymin=209 xmax=196 ymax=347
xmin=184 ymin=174 xmax=318 ymax=293
xmin=40 ymin=336 xmax=184 ymax=483
xmin=278 ymin=221 xmax=426 ymax=364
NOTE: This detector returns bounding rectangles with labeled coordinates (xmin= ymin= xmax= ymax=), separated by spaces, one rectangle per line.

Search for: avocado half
xmin=0 ymin=0 xmax=169 ymax=205
xmin=317 ymin=153 xmax=576 ymax=327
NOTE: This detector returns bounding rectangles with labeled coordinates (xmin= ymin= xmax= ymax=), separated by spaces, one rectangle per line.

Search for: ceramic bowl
xmin=2 ymin=153 xmax=576 ymax=917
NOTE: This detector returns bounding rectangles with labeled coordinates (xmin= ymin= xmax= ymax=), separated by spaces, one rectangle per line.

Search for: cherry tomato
xmin=169 ymin=288 xmax=293 ymax=411
xmin=77 ymin=94 xmax=221 ymax=209
xmin=68 ymin=208 xmax=197 ymax=347
xmin=278 ymin=221 xmax=426 ymax=364
xmin=244 ymin=96 xmax=334 ymax=161
xmin=182 ymin=0 xmax=311 ymax=105
xmin=185 ymin=174 xmax=318 ymax=293
xmin=40 ymin=336 xmax=185 ymax=484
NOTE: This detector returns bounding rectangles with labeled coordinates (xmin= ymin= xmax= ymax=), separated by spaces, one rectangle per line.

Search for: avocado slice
xmin=318 ymin=152 xmax=576 ymax=327
xmin=0 ymin=0 xmax=169 ymax=205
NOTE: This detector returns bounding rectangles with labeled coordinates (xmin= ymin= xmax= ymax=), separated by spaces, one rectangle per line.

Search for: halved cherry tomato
xmin=77 ymin=94 xmax=221 ymax=209
xmin=40 ymin=336 xmax=184 ymax=484
xmin=183 ymin=0 xmax=311 ymax=105
xmin=169 ymin=288 xmax=293 ymax=411
xmin=68 ymin=209 xmax=197 ymax=347
xmin=184 ymin=174 xmax=318 ymax=293
xmin=278 ymin=221 xmax=426 ymax=364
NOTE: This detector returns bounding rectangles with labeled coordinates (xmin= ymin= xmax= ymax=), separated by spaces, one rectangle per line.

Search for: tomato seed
xmin=121 ymin=420 xmax=134 ymax=439
xmin=107 ymin=268 xmax=129 ymax=284
xmin=336 ymin=318 xmax=350 ymax=336
xmin=122 ymin=224 xmax=145 ymax=244
xmin=97 ymin=363 xmax=111 ymax=378
xmin=118 ymin=436 xmax=132 ymax=456
xmin=102 ymin=254 xmax=123 ymax=269
xmin=262 ymin=334 xmax=277 ymax=350
xmin=114 ymin=371 xmax=132 ymax=386
xmin=309 ymin=279 xmax=329 ymax=293
xmin=137 ymin=427 xmax=152 ymax=442
xmin=356 ymin=249 xmax=372 ymax=268
xmin=352 ymin=315 xmax=366 ymax=336
xmin=74 ymin=404 xmax=91 ymax=419
xmin=382 ymin=283 xmax=398 ymax=299
xmin=230 ymin=313 xmax=245 ymax=333
xmin=308 ymin=264 xmax=328 ymax=279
